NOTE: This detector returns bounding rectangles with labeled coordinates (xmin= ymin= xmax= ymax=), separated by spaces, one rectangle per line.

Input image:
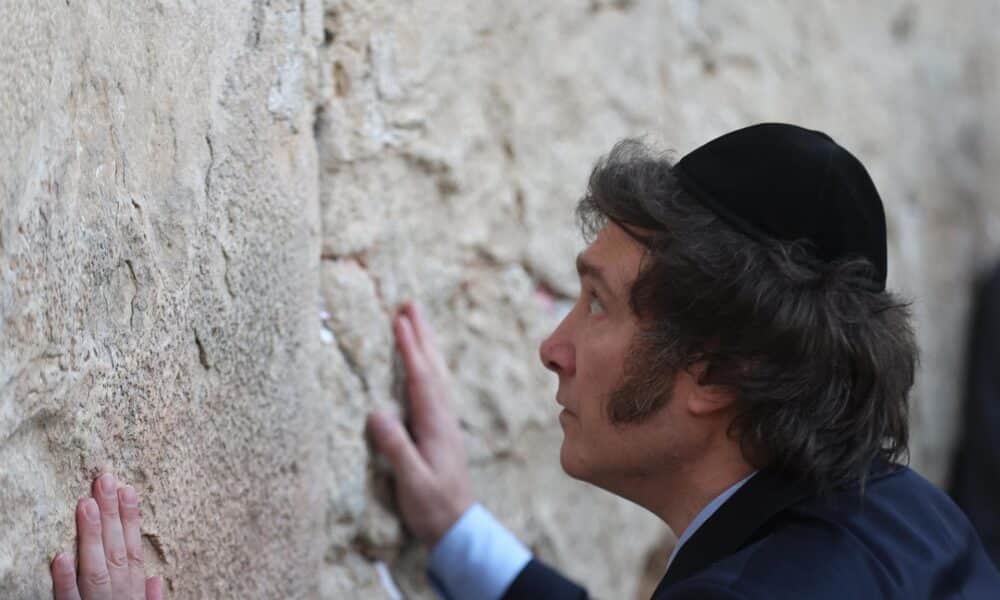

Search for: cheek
xmin=578 ymin=335 xmax=630 ymax=397
xmin=572 ymin=402 xmax=685 ymax=480
xmin=560 ymin=325 xmax=642 ymax=476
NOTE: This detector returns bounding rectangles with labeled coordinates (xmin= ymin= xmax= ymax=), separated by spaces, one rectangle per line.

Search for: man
xmin=366 ymin=124 xmax=1000 ymax=599
xmin=50 ymin=124 xmax=1000 ymax=598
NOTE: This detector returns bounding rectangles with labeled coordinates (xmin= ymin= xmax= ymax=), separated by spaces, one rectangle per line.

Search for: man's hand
xmin=367 ymin=302 xmax=475 ymax=547
xmin=50 ymin=473 xmax=162 ymax=600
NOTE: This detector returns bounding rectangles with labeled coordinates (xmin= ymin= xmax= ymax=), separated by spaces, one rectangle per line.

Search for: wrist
xmin=426 ymin=496 xmax=476 ymax=547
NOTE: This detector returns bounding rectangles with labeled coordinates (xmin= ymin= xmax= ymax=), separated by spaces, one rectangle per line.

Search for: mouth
xmin=556 ymin=396 xmax=577 ymax=418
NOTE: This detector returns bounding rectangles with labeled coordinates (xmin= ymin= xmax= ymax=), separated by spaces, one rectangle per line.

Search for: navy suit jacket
xmin=501 ymin=464 xmax=1000 ymax=599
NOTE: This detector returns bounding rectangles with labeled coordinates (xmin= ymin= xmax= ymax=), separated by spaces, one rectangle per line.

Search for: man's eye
xmin=588 ymin=293 xmax=605 ymax=316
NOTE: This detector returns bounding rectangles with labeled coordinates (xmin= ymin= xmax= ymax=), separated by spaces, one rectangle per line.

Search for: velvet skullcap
xmin=673 ymin=123 xmax=887 ymax=291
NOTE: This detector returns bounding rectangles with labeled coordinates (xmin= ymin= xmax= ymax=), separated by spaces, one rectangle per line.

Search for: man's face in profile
xmin=539 ymin=223 xmax=698 ymax=492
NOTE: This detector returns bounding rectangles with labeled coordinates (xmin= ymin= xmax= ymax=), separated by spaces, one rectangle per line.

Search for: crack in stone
xmin=399 ymin=149 xmax=460 ymax=198
xmin=319 ymin=251 xmax=389 ymax=315
xmin=249 ymin=0 xmax=265 ymax=48
xmin=143 ymin=532 xmax=168 ymax=565
xmin=518 ymin=259 xmax=572 ymax=301
xmin=193 ymin=328 xmax=211 ymax=370
xmin=204 ymin=134 xmax=215 ymax=199
xmin=124 ymin=259 xmax=139 ymax=328
xmin=169 ymin=115 xmax=179 ymax=164
xmin=514 ymin=186 xmax=526 ymax=225
xmin=221 ymin=245 xmax=236 ymax=298
xmin=312 ymin=104 xmax=326 ymax=142
xmin=317 ymin=253 xmax=386 ymax=392
xmin=334 ymin=333 xmax=370 ymax=393
xmin=467 ymin=245 xmax=573 ymax=301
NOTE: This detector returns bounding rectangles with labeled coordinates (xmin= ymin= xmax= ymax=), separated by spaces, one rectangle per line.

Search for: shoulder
xmin=658 ymin=514 xmax=893 ymax=599
xmin=665 ymin=516 xmax=886 ymax=598
xmin=664 ymin=467 xmax=997 ymax=599
xmin=800 ymin=466 xmax=979 ymax=547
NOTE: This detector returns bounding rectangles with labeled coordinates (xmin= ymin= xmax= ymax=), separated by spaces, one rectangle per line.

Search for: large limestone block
xmin=1 ymin=0 xmax=328 ymax=596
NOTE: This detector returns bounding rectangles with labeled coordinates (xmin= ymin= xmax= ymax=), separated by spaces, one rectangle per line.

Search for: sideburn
xmin=607 ymin=338 xmax=677 ymax=425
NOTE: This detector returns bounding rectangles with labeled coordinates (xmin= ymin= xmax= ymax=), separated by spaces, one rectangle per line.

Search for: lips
xmin=555 ymin=395 xmax=577 ymax=416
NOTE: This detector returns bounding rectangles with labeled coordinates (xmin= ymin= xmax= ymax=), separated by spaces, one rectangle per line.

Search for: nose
xmin=539 ymin=322 xmax=575 ymax=376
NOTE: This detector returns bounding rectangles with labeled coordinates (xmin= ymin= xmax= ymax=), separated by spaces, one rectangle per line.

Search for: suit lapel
xmin=650 ymin=468 xmax=813 ymax=597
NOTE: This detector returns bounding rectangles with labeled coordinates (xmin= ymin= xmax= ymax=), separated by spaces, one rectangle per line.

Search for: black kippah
xmin=674 ymin=123 xmax=887 ymax=291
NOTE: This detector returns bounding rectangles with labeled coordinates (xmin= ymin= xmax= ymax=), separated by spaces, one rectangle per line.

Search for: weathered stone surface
xmin=2 ymin=1 xmax=999 ymax=598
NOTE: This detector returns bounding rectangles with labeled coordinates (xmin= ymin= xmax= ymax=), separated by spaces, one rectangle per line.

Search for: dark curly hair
xmin=577 ymin=139 xmax=918 ymax=492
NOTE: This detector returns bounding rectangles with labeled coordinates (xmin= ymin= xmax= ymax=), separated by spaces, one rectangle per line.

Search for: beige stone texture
xmin=2 ymin=1 xmax=999 ymax=598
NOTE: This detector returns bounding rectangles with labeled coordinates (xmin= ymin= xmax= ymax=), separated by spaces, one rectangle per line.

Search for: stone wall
xmin=3 ymin=1 xmax=998 ymax=598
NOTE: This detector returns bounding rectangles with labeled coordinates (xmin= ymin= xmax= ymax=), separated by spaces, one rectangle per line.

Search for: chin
xmin=559 ymin=441 xmax=589 ymax=481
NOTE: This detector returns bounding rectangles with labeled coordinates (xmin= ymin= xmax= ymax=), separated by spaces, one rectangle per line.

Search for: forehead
xmin=578 ymin=223 xmax=647 ymax=288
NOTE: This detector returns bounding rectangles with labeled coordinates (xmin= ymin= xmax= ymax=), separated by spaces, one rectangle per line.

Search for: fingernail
xmin=99 ymin=473 xmax=116 ymax=496
xmin=119 ymin=485 xmax=137 ymax=507
xmin=84 ymin=498 xmax=99 ymax=522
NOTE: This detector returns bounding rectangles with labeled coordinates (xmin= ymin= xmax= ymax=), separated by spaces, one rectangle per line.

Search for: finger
xmin=407 ymin=303 xmax=451 ymax=376
xmin=145 ymin=576 xmax=163 ymax=600
xmin=394 ymin=312 xmax=430 ymax=382
xmin=395 ymin=315 xmax=437 ymax=409
xmin=50 ymin=552 xmax=82 ymax=600
xmin=76 ymin=498 xmax=112 ymax=600
xmin=92 ymin=474 xmax=130 ymax=598
xmin=406 ymin=302 xmax=439 ymax=348
xmin=118 ymin=485 xmax=146 ymax=600
xmin=395 ymin=315 xmax=445 ymax=433
xmin=367 ymin=411 xmax=430 ymax=483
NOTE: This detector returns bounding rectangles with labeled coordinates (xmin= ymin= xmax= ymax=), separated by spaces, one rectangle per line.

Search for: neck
xmin=617 ymin=445 xmax=755 ymax=539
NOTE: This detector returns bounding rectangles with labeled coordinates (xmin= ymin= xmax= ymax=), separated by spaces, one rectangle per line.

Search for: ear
xmin=682 ymin=361 xmax=737 ymax=416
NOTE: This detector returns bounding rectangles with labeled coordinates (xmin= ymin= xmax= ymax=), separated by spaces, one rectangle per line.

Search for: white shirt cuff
xmin=427 ymin=503 xmax=533 ymax=600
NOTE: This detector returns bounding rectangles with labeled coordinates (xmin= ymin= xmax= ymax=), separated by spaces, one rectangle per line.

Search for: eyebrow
xmin=576 ymin=253 xmax=617 ymax=301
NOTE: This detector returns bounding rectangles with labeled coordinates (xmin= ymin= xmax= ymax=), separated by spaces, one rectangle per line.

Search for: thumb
xmin=368 ymin=411 xmax=429 ymax=479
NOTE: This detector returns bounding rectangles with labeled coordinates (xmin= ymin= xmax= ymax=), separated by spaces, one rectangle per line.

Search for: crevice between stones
xmin=124 ymin=259 xmax=139 ymax=328
xmin=193 ymin=328 xmax=211 ymax=370
xmin=204 ymin=135 xmax=215 ymax=200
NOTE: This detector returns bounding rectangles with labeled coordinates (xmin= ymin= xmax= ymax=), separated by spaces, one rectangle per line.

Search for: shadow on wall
xmin=635 ymin=533 xmax=677 ymax=600
xmin=948 ymin=259 xmax=1000 ymax=568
